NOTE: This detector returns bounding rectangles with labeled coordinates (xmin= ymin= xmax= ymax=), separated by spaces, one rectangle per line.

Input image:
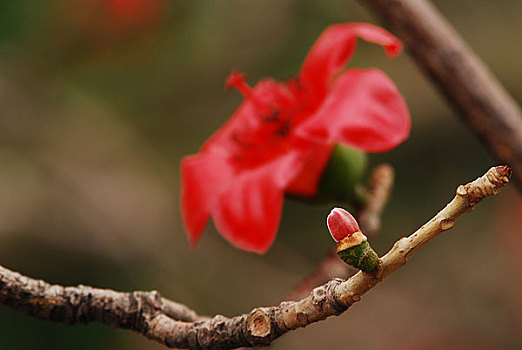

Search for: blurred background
xmin=0 ymin=0 xmax=521 ymax=349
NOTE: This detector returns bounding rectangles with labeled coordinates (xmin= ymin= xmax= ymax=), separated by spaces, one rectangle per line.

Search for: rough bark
xmin=0 ymin=265 xmax=201 ymax=325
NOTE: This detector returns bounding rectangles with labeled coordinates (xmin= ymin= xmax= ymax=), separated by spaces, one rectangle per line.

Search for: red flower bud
xmin=327 ymin=207 xmax=360 ymax=242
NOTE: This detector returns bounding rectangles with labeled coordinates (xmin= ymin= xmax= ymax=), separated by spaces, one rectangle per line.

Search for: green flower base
xmin=337 ymin=241 xmax=379 ymax=272
xmin=318 ymin=144 xmax=367 ymax=204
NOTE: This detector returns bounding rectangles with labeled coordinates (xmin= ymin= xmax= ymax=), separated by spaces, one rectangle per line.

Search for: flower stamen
xmin=226 ymin=71 xmax=272 ymax=116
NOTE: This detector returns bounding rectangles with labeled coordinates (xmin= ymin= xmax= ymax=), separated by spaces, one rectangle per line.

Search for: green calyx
xmin=318 ymin=144 xmax=367 ymax=205
xmin=337 ymin=241 xmax=380 ymax=272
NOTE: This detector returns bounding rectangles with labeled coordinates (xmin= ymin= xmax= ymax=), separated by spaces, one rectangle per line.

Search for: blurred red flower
xmin=102 ymin=0 xmax=165 ymax=32
xmin=181 ymin=23 xmax=410 ymax=253
xmin=63 ymin=0 xmax=166 ymax=48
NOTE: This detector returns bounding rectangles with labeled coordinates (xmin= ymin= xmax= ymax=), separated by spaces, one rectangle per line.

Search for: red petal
xmin=212 ymin=169 xmax=283 ymax=254
xmin=180 ymin=151 xmax=233 ymax=247
xmin=299 ymin=23 xmax=401 ymax=97
xmin=297 ymin=68 xmax=410 ymax=152
xmin=285 ymin=140 xmax=334 ymax=196
xmin=212 ymin=151 xmax=305 ymax=254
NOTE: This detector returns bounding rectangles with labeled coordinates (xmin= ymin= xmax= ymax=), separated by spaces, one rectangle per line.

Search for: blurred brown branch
xmin=287 ymin=163 xmax=395 ymax=301
xmin=0 ymin=265 xmax=202 ymax=323
xmin=0 ymin=166 xmax=510 ymax=349
xmin=364 ymin=0 xmax=522 ymax=192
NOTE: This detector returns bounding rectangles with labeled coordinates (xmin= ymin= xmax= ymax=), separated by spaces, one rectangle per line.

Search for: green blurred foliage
xmin=0 ymin=0 xmax=521 ymax=349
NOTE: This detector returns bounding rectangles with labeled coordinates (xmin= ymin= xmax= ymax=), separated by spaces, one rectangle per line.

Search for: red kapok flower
xmin=64 ymin=0 xmax=167 ymax=46
xmin=181 ymin=23 xmax=410 ymax=253
xmin=104 ymin=0 xmax=165 ymax=30
xmin=327 ymin=207 xmax=360 ymax=242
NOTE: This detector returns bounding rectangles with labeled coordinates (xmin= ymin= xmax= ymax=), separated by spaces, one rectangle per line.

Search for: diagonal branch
xmin=0 ymin=166 xmax=510 ymax=349
xmin=363 ymin=0 xmax=522 ymax=192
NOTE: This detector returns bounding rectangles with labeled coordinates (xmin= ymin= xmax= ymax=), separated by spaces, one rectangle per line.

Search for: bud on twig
xmin=327 ymin=208 xmax=380 ymax=272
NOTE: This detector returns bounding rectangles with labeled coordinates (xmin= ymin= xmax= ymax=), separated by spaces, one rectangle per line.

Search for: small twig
xmin=287 ymin=164 xmax=395 ymax=301
xmin=356 ymin=163 xmax=395 ymax=235
xmin=0 ymin=166 xmax=510 ymax=349
xmin=363 ymin=0 xmax=522 ymax=192
xmin=336 ymin=165 xmax=511 ymax=302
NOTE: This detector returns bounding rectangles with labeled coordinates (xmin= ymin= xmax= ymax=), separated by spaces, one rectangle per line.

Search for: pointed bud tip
xmin=327 ymin=207 xmax=360 ymax=242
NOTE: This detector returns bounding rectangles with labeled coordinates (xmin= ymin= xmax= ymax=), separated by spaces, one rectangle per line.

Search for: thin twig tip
xmin=495 ymin=165 xmax=512 ymax=178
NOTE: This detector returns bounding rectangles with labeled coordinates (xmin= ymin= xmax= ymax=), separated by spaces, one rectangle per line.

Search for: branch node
xmin=148 ymin=290 xmax=162 ymax=309
xmin=456 ymin=185 xmax=467 ymax=196
xmin=325 ymin=278 xmax=349 ymax=314
xmin=247 ymin=308 xmax=271 ymax=338
xmin=440 ymin=219 xmax=454 ymax=230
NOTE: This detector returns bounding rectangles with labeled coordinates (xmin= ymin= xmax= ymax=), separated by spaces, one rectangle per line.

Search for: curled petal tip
xmin=384 ymin=42 xmax=402 ymax=57
xmin=327 ymin=207 xmax=360 ymax=242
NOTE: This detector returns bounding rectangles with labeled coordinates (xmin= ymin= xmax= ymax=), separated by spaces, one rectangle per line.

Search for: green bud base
xmin=337 ymin=241 xmax=379 ymax=272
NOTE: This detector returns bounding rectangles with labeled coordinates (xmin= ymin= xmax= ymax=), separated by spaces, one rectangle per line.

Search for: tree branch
xmin=0 ymin=166 xmax=510 ymax=349
xmin=364 ymin=0 xmax=522 ymax=192
xmin=287 ymin=163 xmax=395 ymax=301
xmin=0 ymin=265 xmax=203 ymax=325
